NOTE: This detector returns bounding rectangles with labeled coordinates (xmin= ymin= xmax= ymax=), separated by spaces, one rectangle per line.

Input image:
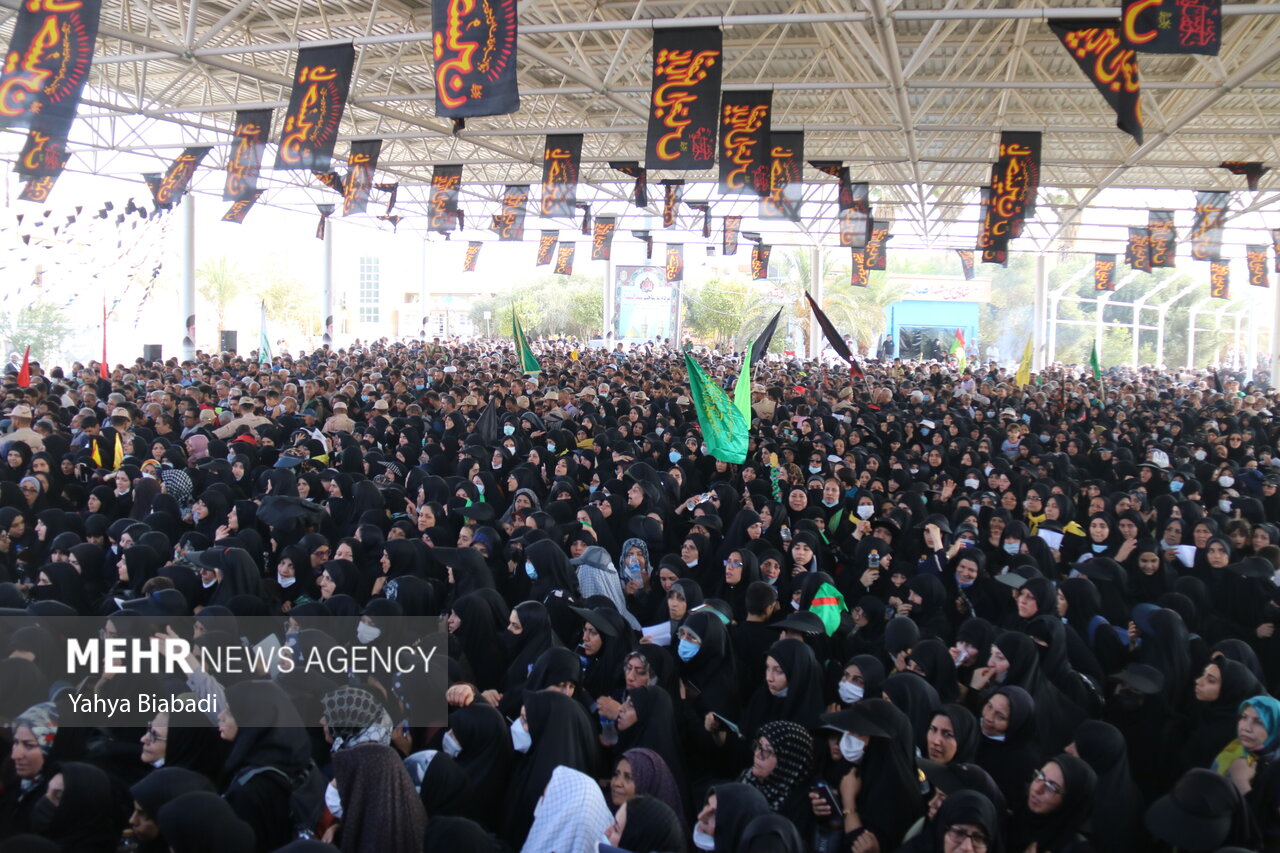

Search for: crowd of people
xmin=0 ymin=335 xmax=1277 ymax=853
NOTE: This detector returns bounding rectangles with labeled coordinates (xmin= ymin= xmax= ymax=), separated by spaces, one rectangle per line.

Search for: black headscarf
xmin=1007 ymin=753 xmax=1097 ymax=853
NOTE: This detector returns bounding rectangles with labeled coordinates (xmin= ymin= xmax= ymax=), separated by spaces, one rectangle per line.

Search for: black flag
xmin=750 ymin=308 xmax=782 ymax=367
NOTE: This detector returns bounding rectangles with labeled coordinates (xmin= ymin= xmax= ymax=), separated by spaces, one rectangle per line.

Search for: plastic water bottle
xmin=600 ymin=715 xmax=619 ymax=746
xmin=116 ymin=831 xmax=140 ymax=853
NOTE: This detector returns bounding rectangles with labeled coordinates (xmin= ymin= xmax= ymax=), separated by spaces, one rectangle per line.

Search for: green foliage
xmin=196 ymin=257 xmax=248 ymax=333
xmin=469 ymin=273 xmax=605 ymax=339
xmin=0 ymin=301 xmax=74 ymax=365
xmin=261 ymin=266 xmax=321 ymax=337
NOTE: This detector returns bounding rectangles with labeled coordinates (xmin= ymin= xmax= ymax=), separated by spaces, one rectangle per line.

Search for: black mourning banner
xmin=535 ymin=230 xmax=558 ymax=266
xmin=1190 ymin=190 xmax=1228 ymax=261
xmin=865 ymin=220 xmax=891 ymax=271
xmin=751 ymin=244 xmax=771 ymax=280
xmin=723 ymin=216 xmax=742 ymax=256
xmin=222 ymin=191 xmax=263 ymax=224
xmin=375 ymin=182 xmax=398 ymax=214
xmin=811 ymin=161 xmax=855 ymax=211
xmin=662 ymin=180 xmax=684 ymax=228
xmin=151 ymin=147 xmax=212 ymax=209
xmin=839 ymin=183 xmax=873 ymax=248
xmin=760 ymin=131 xmax=804 ymax=222
xmin=342 ymin=140 xmax=382 ymax=216
xmin=1122 ymin=0 xmax=1220 ymax=55
xmin=1247 ymin=246 xmax=1269 ymax=288
xmin=18 ymin=173 xmax=59 ymax=203
xmin=275 ymin=43 xmax=356 ymax=171
xmin=314 ymin=171 xmax=344 ymax=194
xmin=956 ymin=250 xmax=975 ymax=281
xmin=1126 ymin=226 xmax=1153 ymax=273
xmin=541 ymin=134 xmax=582 ymax=218
xmin=463 ymin=241 xmax=482 ymax=272
xmin=1220 ymin=161 xmax=1268 ymax=192
xmin=432 ymin=0 xmax=519 ymax=119
xmin=576 ymin=203 xmax=592 ymax=235
xmin=490 ymin=185 xmax=529 ymax=242
xmin=1148 ymin=209 xmax=1177 ymax=267
xmin=315 ymin=203 xmax=335 ymax=240
xmin=1210 ymin=260 xmax=1230 ymax=299
xmin=554 ymin=242 xmax=575 ymax=276
xmin=429 ymin=165 xmax=463 ymax=234
xmin=1095 ymin=254 xmax=1118 ymax=291
xmin=665 ymin=243 xmax=684 ymax=283
xmin=976 ymin=187 xmax=1008 ymax=265
xmin=718 ymin=90 xmax=771 ymax=195
xmin=985 ymin=132 xmax=1042 ymax=242
xmin=646 ymin=27 xmax=722 ymax=171
xmin=850 ymin=249 xmax=869 ymax=287
xmin=224 ymin=109 xmax=272 ymax=201
xmin=591 ymin=217 xmax=616 ymax=261
xmin=609 ymin=161 xmax=648 ymax=207
xmin=686 ymin=202 xmax=711 ymax=238
xmin=632 ymin=231 xmax=654 ymax=261
xmin=1050 ymin=20 xmax=1143 ymax=144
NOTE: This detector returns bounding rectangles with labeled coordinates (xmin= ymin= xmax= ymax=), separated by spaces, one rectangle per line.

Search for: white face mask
xmin=356 ymin=622 xmax=381 ymax=644
xmin=1219 ymin=499 xmax=1233 ymax=513
xmin=510 ymin=717 xmax=532 ymax=752
xmin=838 ymin=681 xmax=864 ymax=704
xmin=692 ymin=828 xmax=716 ymax=851
xmin=277 ymin=574 xmax=296 ymax=588
xmin=324 ymin=782 xmax=343 ymax=820
xmin=839 ymin=732 xmax=866 ymax=763
xmin=442 ymin=730 xmax=462 ymax=758
xmin=856 ymin=505 xmax=874 ymax=520
xmin=200 ymin=577 xmax=217 ymax=589
xmin=1219 ymin=476 xmax=1235 ymax=488
xmin=964 ymin=478 xmax=980 ymax=490
xmin=1195 ymin=450 xmax=1207 ymax=461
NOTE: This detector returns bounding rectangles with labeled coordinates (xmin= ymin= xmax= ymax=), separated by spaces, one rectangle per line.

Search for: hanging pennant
xmin=1190 ymin=190 xmax=1228 ymax=261
xmin=591 ymin=217 xmax=616 ymax=261
xmin=1050 ymin=20 xmax=1143 ymax=144
xmin=722 ymin=216 xmax=742 ymax=256
xmin=314 ymin=171 xmax=345 ymax=194
xmin=1247 ymin=246 xmax=1269 ymax=288
xmin=375 ymin=182 xmax=399 ymax=213
xmin=760 ymin=131 xmax=804 ymax=222
xmin=1148 ymin=209 xmax=1177 ymax=267
xmin=429 ymin=165 xmax=464 ymax=233
xmin=609 ymin=161 xmax=648 ymax=207
xmin=224 ymin=109 xmax=272 ymax=201
xmin=463 ymin=241 xmax=482 ymax=272
xmin=646 ymin=27 xmax=722 ymax=170
xmin=839 ymin=183 xmax=873 ymax=248
xmin=574 ymin=203 xmax=592 ymax=236
xmin=432 ymin=0 xmax=519 ymax=119
xmin=554 ymin=242 xmax=576 ymax=275
xmin=377 ymin=215 xmax=404 ymax=232
xmin=342 ymin=140 xmax=382 ymax=216
xmin=1126 ymin=226 xmax=1152 ymax=272
xmin=315 ymin=203 xmax=335 ymax=240
xmin=662 ymin=181 xmax=684 ymax=228
xmin=150 ymin=147 xmax=213 ymax=208
xmin=541 ymin=134 xmax=582 ymax=218
xmin=275 ymin=44 xmax=356 ymax=171
xmin=222 ymin=191 xmax=263 ymax=223
xmin=1210 ymin=260 xmax=1230 ymax=298
xmin=850 ymin=249 xmax=870 ymax=287
xmin=1220 ymin=161 xmax=1268 ymax=191
xmin=751 ymin=244 xmax=771 ymax=280
xmin=718 ymin=90 xmax=771 ymax=195
xmin=686 ymin=202 xmax=711 ymax=238
xmin=811 ymin=161 xmax=856 ymax=211
xmin=956 ymin=250 xmax=975 ymax=281
xmin=665 ymin=244 xmax=684 ymax=283
xmin=18 ymin=174 xmax=59 ymax=204
xmin=631 ymin=230 xmax=654 ymax=261
xmin=490 ymin=184 xmax=530 ymax=241
xmin=1094 ymin=254 xmax=1117 ymax=291
xmin=1122 ymin=0 xmax=1220 ymax=55
xmin=535 ymin=230 xmax=558 ymax=266
xmin=865 ymin=221 xmax=891 ymax=271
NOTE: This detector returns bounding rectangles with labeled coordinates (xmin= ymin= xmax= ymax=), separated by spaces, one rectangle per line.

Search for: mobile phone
xmin=811 ymin=782 xmax=844 ymax=817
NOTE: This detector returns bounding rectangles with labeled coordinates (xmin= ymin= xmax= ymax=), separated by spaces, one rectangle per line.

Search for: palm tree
xmin=822 ymin=275 xmax=906 ymax=355
xmin=197 ymin=257 xmax=248 ymax=333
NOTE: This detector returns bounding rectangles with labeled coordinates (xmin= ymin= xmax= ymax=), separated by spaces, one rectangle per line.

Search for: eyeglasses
xmin=753 ymin=741 xmax=775 ymax=759
xmin=945 ymin=827 xmax=989 ymax=850
xmin=143 ymin=728 xmax=167 ymax=742
xmin=1033 ymin=768 xmax=1064 ymax=796
xmin=724 ymin=559 xmax=742 ymax=568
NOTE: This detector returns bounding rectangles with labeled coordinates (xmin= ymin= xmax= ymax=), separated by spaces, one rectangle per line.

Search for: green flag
xmin=258 ymin=301 xmax=272 ymax=365
xmin=684 ymin=350 xmax=748 ymax=464
xmin=809 ymin=582 xmax=848 ymax=636
xmin=733 ymin=341 xmax=753 ymax=424
xmin=1089 ymin=343 xmax=1102 ymax=382
xmin=512 ymin=309 xmax=541 ymax=375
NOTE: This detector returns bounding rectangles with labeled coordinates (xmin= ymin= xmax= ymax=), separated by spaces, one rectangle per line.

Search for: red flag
xmin=100 ymin=301 xmax=109 ymax=380
xmin=16 ymin=347 xmax=30 ymax=388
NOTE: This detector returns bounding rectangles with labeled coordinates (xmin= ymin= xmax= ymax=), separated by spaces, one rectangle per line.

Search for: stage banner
xmin=428 ymin=165 xmax=463 ymax=233
xmin=1094 ymin=254 xmax=1117 ymax=291
xmin=541 ymin=134 xmax=582 ymax=218
xmin=463 ymin=241 xmax=482 ymax=272
xmin=751 ymin=244 xmax=771 ymax=280
xmin=723 ymin=216 xmax=742 ymax=256
xmin=646 ymin=27 xmax=722 ymax=170
xmin=591 ymin=217 xmax=616 ymax=261
xmin=718 ymin=90 xmax=771 ymax=195
xmin=956 ymin=250 xmax=975 ymax=280
xmin=535 ymin=231 xmax=557 ymax=266
xmin=613 ymin=266 xmax=680 ymax=340
xmin=1247 ymin=246 xmax=1269 ymax=288
xmin=1050 ymin=20 xmax=1143 ymax=144
xmin=432 ymin=0 xmax=519 ymax=118
xmin=1210 ymin=260 xmax=1229 ymax=299
xmin=662 ymin=180 xmax=684 ymax=228
xmin=866 ymin=220 xmax=891 ymax=271
xmin=1122 ymin=0 xmax=1220 ymax=55
xmin=760 ymin=131 xmax=803 ymax=221
xmin=609 ymin=161 xmax=648 ymax=207
xmin=342 ymin=139 xmax=382 ymax=216
xmin=276 ymin=43 xmax=356 ymax=171
xmin=1126 ymin=226 xmax=1152 ymax=272
xmin=1220 ymin=161 xmax=1268 ymax=191
xmin=222 ymin=191 xmax=263 ymax=224
xmin=224 ymin=109 xmax=272 ymax=201
xmin=1190 ymin=190 xmax=1228 ymax=260
xmin=151 ymin=147 xmax=213 ymax=208
xmin=665 ymin=243 xmax=684 ymax=283
xmin=1148 ymin=209 xmax=1177 ymax=267
xmin=490 ymin=184 xmax=529 ymax=241
xmin=838 ymin=183 xmax=872 ymax=248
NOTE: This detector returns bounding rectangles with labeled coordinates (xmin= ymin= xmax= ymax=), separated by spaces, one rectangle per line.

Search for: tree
xmin=197 ymin=257 xmax=248 ymax=333
xmin=261 ymin=268 xmax=321 ymax=338
xmin=468 ymin=274 xmax=605 ymax=339
xmin=0 ymin=301 xmax=74 ymax=366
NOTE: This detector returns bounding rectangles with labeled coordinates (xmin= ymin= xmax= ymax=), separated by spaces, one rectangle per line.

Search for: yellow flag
xmin=113 ymin=432 xmax=124 ymax=468
xmin=1015 ymin=337 xmax=1033 ymax=387
xmin=90 ymin=440 xmax=102 ymax=469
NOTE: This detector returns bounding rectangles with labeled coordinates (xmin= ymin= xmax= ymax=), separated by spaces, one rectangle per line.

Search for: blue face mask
xmin=822 ymin=498 xmax=839 ymax=508
xmin=503 ymin=424 xmax=515 ymax=436
xmin=588 ymin=484 xmax=598 ymax=495
xmin=956 ymin=574 xmax=975 ymax=589
xmin=677 ymin=639 xmax=700 ymax=662
xmin=1091 ymin=543 xmax=1108 ymax=553
xmin=1039 ymin=434 xmax=1050 ymax=443
xmin=414 ymin=383 xmax=425 ymax=391
xmin=845 ymin=488 xmax=858 ymax=498
xmin=1003 ymin=542 xmax=1020 ymax=555
xmin=669 ymin=450 xmax=682 ymax=463
xmin=546 ymin=443 xmax=556 ymax=454
xmin=1170 ymin=481 xmax=1184 ymax=493
xmin=921 ymin=428 xmax=931 ymax=436
xmin=524 ymin=561 xmax=537 ymax=580
xmin=808 ymin=465 xmax=822 ymax=474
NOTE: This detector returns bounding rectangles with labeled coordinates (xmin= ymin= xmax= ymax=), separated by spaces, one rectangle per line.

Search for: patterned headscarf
xmin=321 ymin=686 xmax=392 ymax=752
xmin=739 ymin=720 xmax=813 ymax=811
xmin=15 ymin=702 xmax=58 ymax=754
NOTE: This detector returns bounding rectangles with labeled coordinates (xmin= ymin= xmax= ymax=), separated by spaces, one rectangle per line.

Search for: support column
xmin=181 ymin=194 xmax=196 ymax=360
xmin=419 ymin=238 xmax=429 ymax=340
xmin=1246 ymin=306 xmax=1257 ymax=383
xmin=1047 ymin=294 xmax=1060 ymax=365
xmin=808 ymin=246 xmax=823 ymax=359
xmin=322 ymin=221 xmax=334 ymax=347
xmin=603 ymin=255 xmax=615 ymax=343
xmin=1094 ymin=292 xmax=1109 ymax=365
xmin=1187 ymin=298 xmax=1210 ymax=369
xmin=1273 ymin=279 xmax=1280 ymax=386
xmin=1033 ymin=254 xmax=1047 ymax=369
